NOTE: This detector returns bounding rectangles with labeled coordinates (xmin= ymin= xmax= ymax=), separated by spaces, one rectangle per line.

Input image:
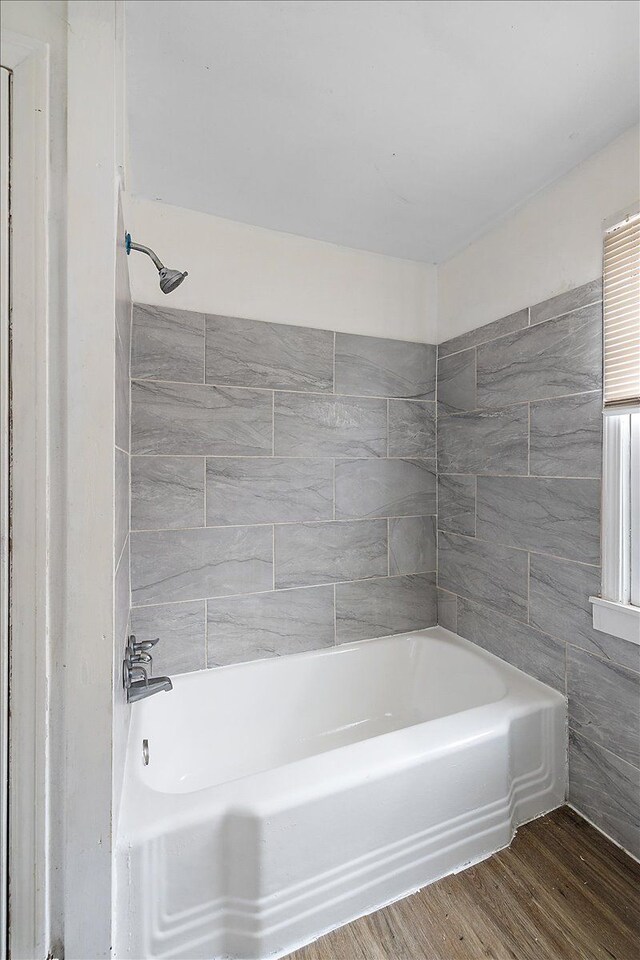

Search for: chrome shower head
xmin=159 ymin=267 xmax=188 ymax=294
xmin=125 ymin=233 xmax=188 ymax=295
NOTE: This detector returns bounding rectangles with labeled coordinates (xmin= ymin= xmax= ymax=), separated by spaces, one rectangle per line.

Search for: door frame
xmin=1 ymin=62 xmax=10 ymax=960
xmin=1 ymin=30 xmax=51 ymax=959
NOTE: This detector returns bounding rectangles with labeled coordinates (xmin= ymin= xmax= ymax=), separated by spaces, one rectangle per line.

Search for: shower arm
xmin=125 ymin=235 xmax=165 ymax=271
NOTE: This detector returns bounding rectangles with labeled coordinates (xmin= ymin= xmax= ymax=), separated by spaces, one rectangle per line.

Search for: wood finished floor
xmin=288 ymin=807 xmax=639 ymax=960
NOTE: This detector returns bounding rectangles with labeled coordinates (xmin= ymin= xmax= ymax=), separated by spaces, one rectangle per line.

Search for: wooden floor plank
xmin=287 ymin=807 xmax=640 ymax=960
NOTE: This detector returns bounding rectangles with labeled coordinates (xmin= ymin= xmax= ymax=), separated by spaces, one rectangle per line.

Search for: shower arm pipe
xmin=126 ymin=236 xmax=165 ymax=271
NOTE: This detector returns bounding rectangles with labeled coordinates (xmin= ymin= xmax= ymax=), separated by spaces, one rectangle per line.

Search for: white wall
xmin=1 ymin=2 xmax=67 ymax=956
xmin=3 ymin=1 xmax=127 ymax=957
xmin=438 ymin=125 xmax=640 ymax=341
xmin=65 ymin=2 xmax=123 ymax=956
xmin=126 ymin=196 xmax=438 ymax=343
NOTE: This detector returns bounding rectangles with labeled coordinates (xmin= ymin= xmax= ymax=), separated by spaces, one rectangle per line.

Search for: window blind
xmin=603 ymin=213 xmax=640 ymax=408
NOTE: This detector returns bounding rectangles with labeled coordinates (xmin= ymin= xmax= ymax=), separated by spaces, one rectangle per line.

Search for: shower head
xmin=125 ymin=233 xmax=188 ymax=295
xmin=159 ymin=267 xmax=188 ymax=294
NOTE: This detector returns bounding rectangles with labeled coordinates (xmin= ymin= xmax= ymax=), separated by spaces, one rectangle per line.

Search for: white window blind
xmin=603 ymin=213 xmax=640 ymax=409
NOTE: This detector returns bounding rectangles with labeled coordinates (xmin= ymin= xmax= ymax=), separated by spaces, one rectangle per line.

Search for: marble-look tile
xmin=530 ymin=278 xmax=602 ymax=326
xmin=131 ymin=456 xmax=204 ymax=530
xmin=274 ymin=519 xmax=387 ymax=588
xmin=438 ymin=308 xmax=528 ymax=358
xmin=131 ymin=303 xmax=205 ymax=382
xmin=132 ymin=380 xmax=273 ymax=456
xmin=115 ymin=244 xmax=132 ymax=357
xmin=336 ymin=573 xmax=437 ymax=643
xmin=131 ymin=525 xmax=273 ymax=604
xmin=529 ymin=554 xmax=639 ymax=672
xmin=476 ymin=476 xmax=600 ymax=564
xmin=115 ymin=446 xmax=129 ymax=565
xmin=115 ymin=236 xmax=131 ymax=451
xmin=205 ymin=314 xmax=333 ymax=392
xmin=437 ymin=589 xmax=457 ymax=633
xmin=274 ymin=392 xmax=386 ymax=458
xmin=335 ymin=333 xmax=436 ymax=399
xmin=388 ymin=400 xmax=436 ymax=457
xmin=476 ymin=304 xmax=601 ymax=407
xmin=437 ymin=474 xmax=476 ymax=536
xmin=529 ymin=392 xmax=602 ymax=478
xmin=130 ymin=601 xmax=206 ymax=676
xmin=437 ymin=407 xmax=528 ymax=475
xmin=388 ymin=516 xmax=436 ymax=574
xmin=437 ymin=348 xmax=476 ymax=414
xmin=206 ymin=586 xmax=335 ymax=666
xmin=569 ymin=730 xmax=640 ymax=858
xmin=335 ymin=459 xmax=436 ymax=519
xmin=438 ymin=531 xmax=528 ymax=620
xmin=457 ymin=598 xmax=565 ymax=692
xmin=335 ymin=573 xmax=437 ymax=643
xmin=115 ymin=320 xmax=130 ymax=453
xmin=114 ymin=540 xmax=130 ymax=650
xmin=206 ymin=458 xmax=333 ymax=525
xmin=567 ymin=647 xmax=639 ymax=767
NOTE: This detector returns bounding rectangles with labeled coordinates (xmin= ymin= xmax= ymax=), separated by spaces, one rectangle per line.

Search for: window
xmin=591 ymin=208 xmax=640 ymax=644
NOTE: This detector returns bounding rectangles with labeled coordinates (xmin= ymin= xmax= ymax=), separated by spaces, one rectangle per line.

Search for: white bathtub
xmin=115 ymin=626 xmax=566 ymax=960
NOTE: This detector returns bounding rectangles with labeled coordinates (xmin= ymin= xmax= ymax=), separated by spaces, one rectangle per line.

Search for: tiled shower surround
xmin=127 ymin=282 xmax=638 ymax=858
xmin=436 ymin=278 xmax=639 ymax=857
xmin=129 ymin=306 xmax=438 ymax=673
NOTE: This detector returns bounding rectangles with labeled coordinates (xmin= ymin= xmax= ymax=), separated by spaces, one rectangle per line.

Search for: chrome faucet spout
xmin=127 ymin=675 xmax=173 ymax=704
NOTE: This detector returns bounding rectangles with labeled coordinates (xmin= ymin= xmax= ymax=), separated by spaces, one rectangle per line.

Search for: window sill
xmin=590 ymin=597 xmax=640 ymax=646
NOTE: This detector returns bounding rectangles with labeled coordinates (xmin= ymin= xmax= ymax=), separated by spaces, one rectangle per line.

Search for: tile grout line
xmin=204 ymin=598 xmax=208 ymax=668
xmin=131 ymin=375 xmax=438 ymax=405
xmin=129 ymin=453 xmax=444 ymax=462
xmin=129 ymin=512 xmax=439 ymax=534
xmin=527 ymin=401 xmax=531 ymax=477
xmin=131 ymin=571 xmax=436 ymax=609
xmin=438 ymin=389 xmax=601 ymax=418
xmin=438 ymin=295 xmax=602 ymax=359
xmin=438 ymin=530 xmax=601 ymax=567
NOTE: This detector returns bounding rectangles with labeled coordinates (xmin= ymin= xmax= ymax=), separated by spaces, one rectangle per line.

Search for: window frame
xmin=590 ymin=206 xmax=640 ymax=646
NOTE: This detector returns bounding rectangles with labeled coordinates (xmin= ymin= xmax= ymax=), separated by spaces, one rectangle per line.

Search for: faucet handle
xmin=130 ymin=651 xmax=152 ymax=664
xmin=123 ymin=658 xmax=149 ymax=689
xmin=133 ymin=637 xmax=159 ymax=653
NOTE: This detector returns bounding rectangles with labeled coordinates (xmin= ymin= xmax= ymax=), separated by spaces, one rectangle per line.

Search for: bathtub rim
xmin=117 ymin=627 xmax=567 ymax=843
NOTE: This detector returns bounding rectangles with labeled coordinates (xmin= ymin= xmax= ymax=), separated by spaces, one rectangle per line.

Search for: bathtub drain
xmin=142 ymin=738 xmax=149 ymax=766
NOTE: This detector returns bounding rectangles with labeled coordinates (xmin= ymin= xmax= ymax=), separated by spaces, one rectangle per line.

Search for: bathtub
xmin=115 ymin=626 xmax=566 ymax=960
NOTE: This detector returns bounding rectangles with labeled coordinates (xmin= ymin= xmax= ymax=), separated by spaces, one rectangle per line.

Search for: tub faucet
xmin=123 ymin=635 xmax=173 ymax=703
xmin=127 ymin=674 xmax=174 ymax=703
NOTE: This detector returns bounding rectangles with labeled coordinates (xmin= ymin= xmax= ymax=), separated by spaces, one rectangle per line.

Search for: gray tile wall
xmin=436 ymin=278 xmax=640 ymax=858
xmin=114 ymin=230 xmax=131 ymax=655
xmin=113 ymin=208 xmax=132 ymax=828
xmin=129 ymin=305 xmax=438 ymax=675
